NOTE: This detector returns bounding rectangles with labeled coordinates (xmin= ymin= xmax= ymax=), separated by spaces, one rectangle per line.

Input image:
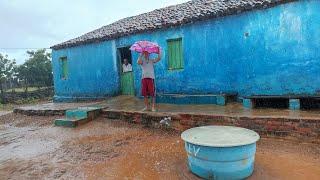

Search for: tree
xmin=17 ymin=49 xmax=53 ymax=90
xmin=0 ymin=53 xmax=16 ymax=103
xmin=16 ymin=63 xmax=30 ymax=93
xmin=10 ymin=66 xmax=19 ymax=92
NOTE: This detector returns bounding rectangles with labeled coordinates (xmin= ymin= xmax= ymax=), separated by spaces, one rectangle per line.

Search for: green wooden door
xmin=121 ymin=72 xmax=135 ymax=95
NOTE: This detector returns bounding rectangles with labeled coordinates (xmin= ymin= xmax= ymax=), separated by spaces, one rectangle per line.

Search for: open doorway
xmin=117 ymin=46 xmax=135 ymax=95
xmin=119 ymin=47 xmax=133 ymax=68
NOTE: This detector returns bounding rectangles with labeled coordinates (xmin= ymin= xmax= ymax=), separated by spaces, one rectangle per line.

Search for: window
xmin=60 ymin=57 xmax=68 ymax=79
xmin=167 ymin=38 xmax=183 ymax=70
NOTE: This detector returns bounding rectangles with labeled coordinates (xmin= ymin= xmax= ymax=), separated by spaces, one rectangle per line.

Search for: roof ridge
xmin=51 ymin=0 xmax=296 ymax=50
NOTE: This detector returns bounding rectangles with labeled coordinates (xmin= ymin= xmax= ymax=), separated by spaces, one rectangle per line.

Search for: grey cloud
xmin=0 ymin=0 xmax=189 ymax=63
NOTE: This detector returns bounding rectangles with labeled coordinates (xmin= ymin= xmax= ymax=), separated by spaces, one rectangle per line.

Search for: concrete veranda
xmin=104 ymin=96 xmax=320 ymax=119
xmin=14 ymin=95 xmax=320 ymax=119
xmin=13 ymin=95 xmax=320 ymax=143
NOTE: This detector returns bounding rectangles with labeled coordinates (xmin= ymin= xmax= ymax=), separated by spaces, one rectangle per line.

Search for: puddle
xmin=0 ymin=125 xmax=60 ymax=162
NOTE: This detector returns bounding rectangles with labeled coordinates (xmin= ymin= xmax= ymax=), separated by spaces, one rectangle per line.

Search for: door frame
xmin=116 ymin=46 xmax=135 ymax=95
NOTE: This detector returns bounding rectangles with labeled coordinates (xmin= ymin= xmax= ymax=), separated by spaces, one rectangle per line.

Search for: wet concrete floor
xmin=106 ymin=96 xmax=320 ymax=119
xmin=0 ymin=113 xmax=319 ymax=179
xmin=15 ymin=101 xmax=107 ymax=111
xmin=15 ymin=96 xmax=320 ymax=119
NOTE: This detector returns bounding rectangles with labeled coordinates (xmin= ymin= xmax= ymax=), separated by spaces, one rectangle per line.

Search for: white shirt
xmin=122 ymin=63 xmax=132 ymax=73
xmin=140 ymin=56 xmax=155 ymax=79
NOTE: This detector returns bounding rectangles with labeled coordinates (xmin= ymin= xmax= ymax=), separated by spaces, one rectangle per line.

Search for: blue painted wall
xmin=235 ymin=0 xmax=320 ymax=96
xmin=116 ymin=19 xmax=237 ymax=96
xmin=52 ymin=0 xmax=320 ymax=101
xmin=52 ymin=41 xmax=119 ymax=101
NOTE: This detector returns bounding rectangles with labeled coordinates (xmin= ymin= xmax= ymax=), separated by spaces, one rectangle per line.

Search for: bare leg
xmin=144 ymin=97 xmax=149 ymax=111
xmin=152 ymin=96 xmax=156 ymax=112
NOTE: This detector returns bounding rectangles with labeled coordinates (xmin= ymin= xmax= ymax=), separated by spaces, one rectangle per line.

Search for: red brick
xmin=179 ymin=119 xmax=196 ymax=126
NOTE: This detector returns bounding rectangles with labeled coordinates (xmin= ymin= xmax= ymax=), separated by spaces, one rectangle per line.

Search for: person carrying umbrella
xmin=137 ymin=49 xmax=162 ymax=112
xmin=130 ymin=41 xmax=162 ymax=111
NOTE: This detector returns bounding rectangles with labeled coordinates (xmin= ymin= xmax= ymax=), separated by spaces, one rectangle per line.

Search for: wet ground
xmin=0 ymin=113 xmax=319 ymax=180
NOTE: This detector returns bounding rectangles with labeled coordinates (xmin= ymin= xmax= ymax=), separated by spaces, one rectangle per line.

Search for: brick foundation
xmin=102 ymin=110 xmax=320 ymax=144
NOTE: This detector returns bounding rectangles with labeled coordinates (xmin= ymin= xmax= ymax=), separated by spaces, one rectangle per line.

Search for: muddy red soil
xmin=0 ymin=113 xmax=319 ymax=180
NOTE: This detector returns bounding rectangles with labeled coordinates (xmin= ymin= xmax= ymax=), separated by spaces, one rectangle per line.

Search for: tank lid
xmin=181 ymin=126 xmax=260 ymax=147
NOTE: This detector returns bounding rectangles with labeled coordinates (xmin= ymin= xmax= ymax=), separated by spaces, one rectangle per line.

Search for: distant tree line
xmin=0 ymin=49 xmax=53 ymax=103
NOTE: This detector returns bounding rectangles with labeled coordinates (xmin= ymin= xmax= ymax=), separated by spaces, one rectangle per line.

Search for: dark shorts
xmin=141 ymin=78 xmax=155 ymax=97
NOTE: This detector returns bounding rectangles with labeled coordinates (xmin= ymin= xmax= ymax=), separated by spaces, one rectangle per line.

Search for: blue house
xmin=51 ymin=0 xmax=320 ymax=110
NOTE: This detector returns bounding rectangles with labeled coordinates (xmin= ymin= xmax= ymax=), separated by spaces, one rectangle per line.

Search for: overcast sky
xmin=0 ymin=0 xmax=189 ymax=64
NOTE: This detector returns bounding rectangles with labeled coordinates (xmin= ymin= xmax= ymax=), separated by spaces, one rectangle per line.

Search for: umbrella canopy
xmin=130 ymin=41 xmax=160 ymax=54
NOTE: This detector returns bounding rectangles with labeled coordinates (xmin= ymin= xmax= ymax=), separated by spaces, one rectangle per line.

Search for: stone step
xmin=55 ymin=106 xmax=102 ymax=128
xmin=66 ymin=110 xmax=87 ymax=119
xmin=54 ymin=117 xmax=89 ymax=128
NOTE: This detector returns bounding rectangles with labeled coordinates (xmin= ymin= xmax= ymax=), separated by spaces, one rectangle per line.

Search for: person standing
xmin=122 ymin=58 xmax=132 ymax=73
xmin=137 ymin=50 xmax=162 ymax=111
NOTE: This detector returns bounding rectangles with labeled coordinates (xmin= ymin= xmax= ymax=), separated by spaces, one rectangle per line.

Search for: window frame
xmin=167 ymin=38 xmax=184 ymax=70
xmin=59 ymin=56 xmax=68 ymax=80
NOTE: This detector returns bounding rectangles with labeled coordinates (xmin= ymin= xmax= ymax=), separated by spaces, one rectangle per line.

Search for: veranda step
xmin=55 ymin=106 xmax=102 ymax=127
xmin=54 ymin=117 xmax=89 ymax=127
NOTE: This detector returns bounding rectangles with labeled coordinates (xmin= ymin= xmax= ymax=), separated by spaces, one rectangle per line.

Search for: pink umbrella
xmin=130 ymin=41 xmax=160 ymax=54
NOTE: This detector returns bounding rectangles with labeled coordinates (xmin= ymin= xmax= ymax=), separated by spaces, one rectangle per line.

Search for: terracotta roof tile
xmin=51 ymin=0 xmax=295 ymax=50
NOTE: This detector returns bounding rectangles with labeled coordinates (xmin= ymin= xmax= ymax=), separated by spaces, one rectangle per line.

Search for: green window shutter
xmin=168 ymin=38 xmax=183 ymax=70
xmin=60 ymin=57 xmax=68 ymax=79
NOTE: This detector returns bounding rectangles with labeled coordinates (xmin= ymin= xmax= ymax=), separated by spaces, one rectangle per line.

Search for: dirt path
xmin=0 ymin=114 xmax=319 ymax=180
